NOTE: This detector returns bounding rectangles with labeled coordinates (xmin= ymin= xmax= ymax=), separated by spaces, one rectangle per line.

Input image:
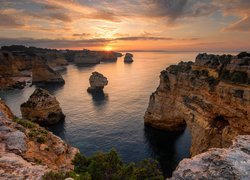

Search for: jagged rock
xmin=124 ymin=53 xmax=134 ymax=63
xmin=170 ymin=135 xmax=250 ymax=180
xmin=32 ymin=59 xmax=65 ymax=84
xmin=20 ymin=88 xmax=65 ymax=126
xmin=0 ymin=100 xmax=79 ymax=179
xmin=87 ymin=72 xmax=108 ymax=92
xmin=144 ymin=52 xmax=250 ymax=156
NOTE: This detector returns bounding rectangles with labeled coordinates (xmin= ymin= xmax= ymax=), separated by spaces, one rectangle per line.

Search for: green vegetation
xmin=13 ymin=117 xmax=35 ymax=128
xmin=43 ymin=149 xmax=164 ymax=180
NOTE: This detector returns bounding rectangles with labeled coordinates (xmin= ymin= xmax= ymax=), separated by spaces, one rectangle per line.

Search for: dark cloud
xmin=0 ymin=36 xmax=198 ymax=49
xmin=73 ymin=33 xmax=91 ymax=37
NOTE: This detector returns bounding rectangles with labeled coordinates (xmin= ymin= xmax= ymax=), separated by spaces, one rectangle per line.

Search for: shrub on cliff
xmin=43 ymin=149 xmax=163 ymax=180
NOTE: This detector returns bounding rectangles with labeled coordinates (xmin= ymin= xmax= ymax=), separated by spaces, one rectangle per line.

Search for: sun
xmin=104 ymin=46 xmax=112 ymax=51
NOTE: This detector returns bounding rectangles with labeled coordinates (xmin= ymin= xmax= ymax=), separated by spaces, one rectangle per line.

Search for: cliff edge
xmin=0 ymin=100 xmax=79 ymax=179
xmin=144 ymin=52 xmax=250 ymax=156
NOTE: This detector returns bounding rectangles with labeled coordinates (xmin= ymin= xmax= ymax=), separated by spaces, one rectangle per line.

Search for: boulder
xmin=32 ymin=59 xmax=65 ymax=84
xmin=124 ymin=53 xmax=134 ymax=63
xmin=20 ymin=88 xmax=65 ymax=126
xmin=87 ymin=72 xmax=108 ymax=92
xmin=170 ymin=135 xmax=250 ymax=180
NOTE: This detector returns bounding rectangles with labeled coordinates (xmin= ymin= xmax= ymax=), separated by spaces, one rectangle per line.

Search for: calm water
xmin=1 ymin=52 xmax=198 ymax=177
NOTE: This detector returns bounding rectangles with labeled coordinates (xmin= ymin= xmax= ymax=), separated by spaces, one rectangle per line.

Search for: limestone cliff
xmin=21 ymin=88 xmax=65 ymax=126
xmin=145 ymin=52 xmax=250 ymax=156
xmin=0 ymin=100 xmax=79 ymax=179
xmin=170 ymin=135 xmax=250 ymax=179
xmin=32 ymin=59 xmax=65 ymax=84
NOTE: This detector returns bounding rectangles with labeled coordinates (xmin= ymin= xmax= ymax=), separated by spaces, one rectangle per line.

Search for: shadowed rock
xmin=124 ymin=53 xmax=134 ymax=63
xmin=21 ymin=88 xmax=65 ymax=126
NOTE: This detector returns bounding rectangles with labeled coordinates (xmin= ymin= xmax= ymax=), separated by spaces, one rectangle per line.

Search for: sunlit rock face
xmin=170 ymin=135 xmax=250 ymax=179
xmin=32 ymin=59 xmax=65 ymax=84
xmin=0 ymin=100 xmax=78 ymax=179
xmin=21 ymin=88 xmax=65 ymax=126
xmin=124 ymin=53 xmax=134 ymax=63
xmin=44 ymin=52 xmax=69 ymax=70
xmin=144 ymin=52 xmax=250 ymax=156
xmin=87 ymin=72 xmax=108 ymax=92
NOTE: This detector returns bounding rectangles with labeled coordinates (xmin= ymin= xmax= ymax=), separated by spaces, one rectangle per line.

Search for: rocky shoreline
xmin=0 ymin=45 xmax=124 ymax=90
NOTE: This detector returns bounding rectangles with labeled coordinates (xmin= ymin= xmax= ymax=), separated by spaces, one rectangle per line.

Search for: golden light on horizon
xmin=104 ymin=46 xmax=112 ymax=51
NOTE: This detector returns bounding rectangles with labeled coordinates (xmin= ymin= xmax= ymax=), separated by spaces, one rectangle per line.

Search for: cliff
xmin=0 ymin=100 xmax=79 ymax=179
xmin=170 ymin=135 xmax=250 ymax=179
xmin=32 ymin=59 xmax=65 ymax=84
xmin=145 ymin=52 xmax=250 ymax=156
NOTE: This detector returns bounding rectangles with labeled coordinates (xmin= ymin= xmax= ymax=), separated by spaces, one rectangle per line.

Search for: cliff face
xmin=0 ymin=100 xmax=79 ymax=179
xmin=32 ymin=59 xmax=65 ymax=84
xmin=144 ymin=53 xmax=250 ymax=156
xmin=170 ymin=135 xmax=250 ymax=179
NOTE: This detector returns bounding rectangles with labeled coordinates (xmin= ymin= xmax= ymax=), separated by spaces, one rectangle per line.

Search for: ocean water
xmin=0 ymin=52 xmax=199 ymax=177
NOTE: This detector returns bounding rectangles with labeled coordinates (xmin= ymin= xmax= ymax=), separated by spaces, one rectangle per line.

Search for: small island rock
xmin=124 ymin=53 xmax=134 ymax=63
xmin=87 ymin=72 xmax=108 ymax=92
xmin=20 ymin=88 xmax=65 ymax=126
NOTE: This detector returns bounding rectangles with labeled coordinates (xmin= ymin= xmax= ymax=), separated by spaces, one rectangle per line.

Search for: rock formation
xmin=32 ymin=59 xmax=65 ymax=84
xmin=145 ymin=52 xmax=250 ymax=156
xmin=124 ymin=53 xmax=134 ymax=63
xmin=44 ymin=52 xmax=68 ymax=70
xmin=170 ymin=135 xmax=250 ymax=179
xmin=21 ymin=88 xmax=65 ymax=126
xmin=75 ymin=50 xmax=101 ymax=64
xmin=87 ymin=72 xmax=108 ymax=92
xmin=0 ymin=100 xmax=78 ymax=179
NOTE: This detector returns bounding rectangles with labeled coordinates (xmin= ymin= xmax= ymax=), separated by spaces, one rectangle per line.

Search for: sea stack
xmin=144 ymin=52 xmax=250 ymax=156
xmin=21 ymin=88 xmax=65 ymax=126
xmin=32 ymin=59 xmax=65 ymax=84
xmin=124 ymin=53 xmax=134 ymax=63
xmin=87 ymin=72 xmax=108 ymax=92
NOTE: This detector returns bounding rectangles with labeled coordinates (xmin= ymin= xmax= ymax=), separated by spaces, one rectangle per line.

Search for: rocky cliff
xmin=32 ymin=59 xmax=65 ymax=84
xmin=0 ymin=100 xmax=79 ymax=179
xmin=170 ymin=135 xmax=250 ymax=179
xmin=21 ymin=88 xmax=65 ymax=126
xmin=145 ymin=52 xmax=250 ymax=156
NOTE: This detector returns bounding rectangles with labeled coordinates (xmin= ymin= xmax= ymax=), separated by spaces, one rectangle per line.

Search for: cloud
xmin=73 ymin=33 xmax=91 ymax=37
xmin=0 ymin=35 xmax=199 ymax=49
xmin=224 ymin=16 xmax=250 ymax=32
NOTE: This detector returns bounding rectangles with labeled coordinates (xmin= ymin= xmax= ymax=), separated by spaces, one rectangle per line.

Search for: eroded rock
xmin=170 ymin=135 xmax=250 ymax=180
xmin=21 ymin=88 xmax=65 ymax=126
xmin=124 ymin=53 xmax=134 ymax=63
xmin=145 ymin=52 xmax=250 ymax=156
xmin=87 ymin=72 xmax=108 ymax=92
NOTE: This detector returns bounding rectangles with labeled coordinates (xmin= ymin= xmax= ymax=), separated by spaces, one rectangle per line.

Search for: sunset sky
xmin=0 ymin=0 xmax=250 ymax=51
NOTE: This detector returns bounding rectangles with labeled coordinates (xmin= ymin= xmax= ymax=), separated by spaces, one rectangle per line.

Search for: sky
xmin=0 ymin=0 xmax=250 ymax=51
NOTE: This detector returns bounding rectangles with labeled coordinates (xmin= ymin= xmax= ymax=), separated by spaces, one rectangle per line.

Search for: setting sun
xmin=104 ymin=46 xmax=112 ymax=51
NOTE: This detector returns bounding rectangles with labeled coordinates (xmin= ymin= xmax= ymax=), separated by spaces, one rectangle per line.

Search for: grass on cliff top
xmin=43 ymin=149 xmax=164 ymax=180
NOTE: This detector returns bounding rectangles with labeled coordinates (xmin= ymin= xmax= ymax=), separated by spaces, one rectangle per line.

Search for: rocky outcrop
xmin=32 ymin=59 xmax=65 ymax=84
xmin=145 ymin=52 xmax=250 ymax=156
xmin=87 ymin=72 xmax=108 ymax=92
xmin=0 ymin=100 xmax=79 ymax=179
xmin=75 ymin=50 xmax=101 ymax=64
xmin=21 ymin=88 xmax=65 ymax=126
xmin=124 ymin=53 xmax=134 ymax=63
xmin=170 ymin=135 xmax=250 ymax=179
xmin=44 ymin=52 xmax=68 ymax=70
